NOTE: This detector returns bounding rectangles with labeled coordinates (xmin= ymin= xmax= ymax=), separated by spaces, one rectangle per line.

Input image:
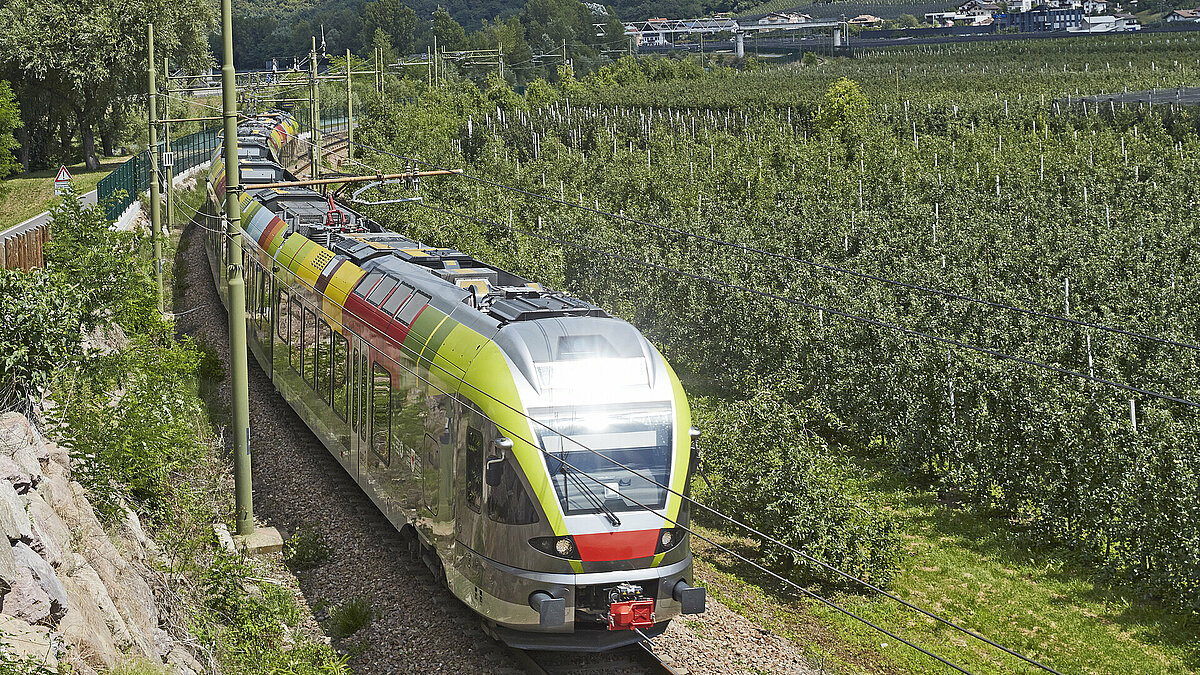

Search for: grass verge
xmin=692 ymin=480 xmax=1199 ymax=674
xmin=0 ymin=158 xmax=124 ymax=230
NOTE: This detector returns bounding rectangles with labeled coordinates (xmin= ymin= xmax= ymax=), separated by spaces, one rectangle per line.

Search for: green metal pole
xmin=163 ymin=57 xmax=174 ymax=236
xmin=310 ymin=39 xmax=321 ymax=179
xmin=346 ymin=49 xmax=353 ymax=164
xmin=148 ymin=24 xmax=163 ymax=312
xmin=221 ymin=0 xmax=254 ymax=536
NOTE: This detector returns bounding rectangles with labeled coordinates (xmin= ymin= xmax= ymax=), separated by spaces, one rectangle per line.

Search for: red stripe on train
xmin=573 ymin=529 xmax=658 ymax=562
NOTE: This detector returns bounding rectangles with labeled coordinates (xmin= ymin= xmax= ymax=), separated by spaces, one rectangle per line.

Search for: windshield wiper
xmin=561 ymin=462 xmax=621 ymax=527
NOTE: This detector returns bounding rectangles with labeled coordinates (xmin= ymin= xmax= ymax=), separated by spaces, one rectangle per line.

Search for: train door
xmin=262 ymin=266 xmax=273 ymax=378
xmin=455 ymin=402 xmax=487 ymax=551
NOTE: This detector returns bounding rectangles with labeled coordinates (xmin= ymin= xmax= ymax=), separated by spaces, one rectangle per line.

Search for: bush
xmin=198 ymin=551 xmax=349 ymax=675
xmin=52 ymin=335 xmax=207 ymax=523
xmin=694 ymin=387 xmax=902 ymax=589
xmin=45 ymin=191 xmax=161 ymax=334
xmin=0 ymin=268 xmax=84 ymax=408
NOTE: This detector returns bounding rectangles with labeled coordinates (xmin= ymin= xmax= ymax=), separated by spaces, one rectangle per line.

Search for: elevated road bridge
xmin=623 ymin=17 xmax=848 ymax=58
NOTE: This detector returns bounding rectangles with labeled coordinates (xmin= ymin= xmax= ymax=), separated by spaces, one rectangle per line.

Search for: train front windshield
xmin=536 ymin=404 xmax=673 ymax=515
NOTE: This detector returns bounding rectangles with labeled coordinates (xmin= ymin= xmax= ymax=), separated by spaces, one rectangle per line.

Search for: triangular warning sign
xmin=54 ymin=165 xmax=72 ymax=182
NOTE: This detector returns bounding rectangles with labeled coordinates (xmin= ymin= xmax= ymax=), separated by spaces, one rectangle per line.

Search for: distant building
xmin=757 ymin=11 xmax=812 ymax=25
xmin=926 ymin=4 xmax=998 ymax=26
xmin=1166 ymin=8 xmax=1200 ymax=21
xmin=997 ymin=5 xmax=1082 ymax=30
xmin=848 ymin=13 xmax=884 ymax=26
xmin=1068 ymin=13 xmax=1140 ymax=30
xmin=1083 ymin=0 xmax=1110 ymax=13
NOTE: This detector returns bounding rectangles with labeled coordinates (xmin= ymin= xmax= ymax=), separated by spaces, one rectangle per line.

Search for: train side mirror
xmin=689 ymin=426 xmax=701 ymax=462
xmin=486 ymin=437 xmax=512 ymax=487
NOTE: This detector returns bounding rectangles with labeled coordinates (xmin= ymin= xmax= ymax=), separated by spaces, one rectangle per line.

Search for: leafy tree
xmin=484 ymin=71 xmax=526 ymax=111
xmin=816 ymin=76 xmax=872 ymax=147
xmin=897 ymin=13 xmax=919 ymax=27
xmin=45 ymin=191 xmax=158 ymax=331
xmin=0 ymin=1 xmax=211 ymax=170
xmin=555 ymin=64 xmax=587 ymax=97
xmin=362 ymin=0 xmax=418 ymax=55
xmin=524 ymin=77 xmax=559 ymax=105
xmin=0 ymin=81 xmax=20 ymax=179
xmin=428 ymin=8 xmax=469 ymax=51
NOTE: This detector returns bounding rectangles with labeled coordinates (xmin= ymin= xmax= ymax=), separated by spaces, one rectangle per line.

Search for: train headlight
xmin=555 ymin=537 xmax=573 ymax=556
xmin=529 ymin=535 xmax=579 ymax=559
xmin=656 ymin=527 xmax=684 ymax=554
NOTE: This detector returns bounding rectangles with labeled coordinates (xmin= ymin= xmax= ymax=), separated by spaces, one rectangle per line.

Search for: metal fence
xmin=97 ymin=126 xmax=221 ymax=222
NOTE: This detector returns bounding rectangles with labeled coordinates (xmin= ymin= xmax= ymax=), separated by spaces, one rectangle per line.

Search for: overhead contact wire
xmin=347 ymin=138 xmax=1200 ymax=354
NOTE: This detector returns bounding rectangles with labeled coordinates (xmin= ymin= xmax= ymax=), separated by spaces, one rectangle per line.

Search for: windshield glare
xmin=536 ymin=404 xmax=673 ymax=515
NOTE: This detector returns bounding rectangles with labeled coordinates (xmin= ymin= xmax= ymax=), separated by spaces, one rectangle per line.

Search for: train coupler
xmin=607 ymin=599 xmax=655 ymax=631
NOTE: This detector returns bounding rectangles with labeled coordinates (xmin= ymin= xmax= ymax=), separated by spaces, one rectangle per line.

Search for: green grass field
xmin=693 ymin=478 xmax=1199 ymax=674
xmin=0 ymin=158 xmax=124 ymax=231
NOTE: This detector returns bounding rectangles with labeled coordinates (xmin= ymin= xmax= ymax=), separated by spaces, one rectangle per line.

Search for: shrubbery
xmin=693 ymin=387 xmax=902 ymax=589
xmin=197 ymin=551 xmax=348 ymax=675
xmin=4 ymin=191 xmax=347 ymax=671
xmin=0 ymin=268 xmax=84 ymax=407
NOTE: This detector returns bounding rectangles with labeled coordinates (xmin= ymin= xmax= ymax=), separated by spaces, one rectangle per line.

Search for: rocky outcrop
xmin=0 ymin=412 xmax=203 ymax=675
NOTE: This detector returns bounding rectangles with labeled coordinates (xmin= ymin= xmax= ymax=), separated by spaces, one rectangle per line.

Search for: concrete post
xmin=833 ymin=24 xmax=844 ymax=48
xmin=148 ymin=24 xmax=163 ymax=311
xmin=735 ymin=31 xmax=745 ymax=59
xmin=221 ymin=0 xmax=254 ymax=536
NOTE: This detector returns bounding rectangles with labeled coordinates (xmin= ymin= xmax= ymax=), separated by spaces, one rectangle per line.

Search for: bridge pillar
xmin=833 ymin=24 xmax=844 ymax=48
xmin=735 ymin=31 xmax=745 ymax=59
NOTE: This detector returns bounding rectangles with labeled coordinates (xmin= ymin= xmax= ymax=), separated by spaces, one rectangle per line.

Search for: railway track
xmin=511 ymin=641 xmax=689 ymax=675
xmin=292 ymin=130 xmax=350 ymax=178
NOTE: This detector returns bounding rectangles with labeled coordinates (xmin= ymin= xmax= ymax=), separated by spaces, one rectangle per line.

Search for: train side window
xmin=381 ymin=283 xmax=413 ymax=317
xmin=303 ymin=307 xmax=315 ymax=388
xmin=317 ymin=319 xmax=332 ymax=402
xmin=396 ymin=292 xmax=430 ymax=325
xmin=262 ymin=269 xmax=271 ymax=328
xmin=289 ymin=295 xmax=303 ymax=372
xmin=465 ymin=427 xmax=482 ymax=513
xmin=366 ymin=278 xmax=397 ymax=306
xmin=486 ymin=456 xmax=540 ymax=525
xmin=370 ymin=362 xmax=391 ymax=465
xmin=423 ymin=433 xmax=439 ymax=516
xmin=333 ymin=334 xmax=349 ymax=420
xmin=248 ymin=263 xmax=258 ymax=325
xmin=277 ymin=290 xmax=289 ymax=341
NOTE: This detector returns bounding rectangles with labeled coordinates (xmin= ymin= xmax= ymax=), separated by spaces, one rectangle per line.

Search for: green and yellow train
xmin=203 ymin=113 xmax=705 ymax=650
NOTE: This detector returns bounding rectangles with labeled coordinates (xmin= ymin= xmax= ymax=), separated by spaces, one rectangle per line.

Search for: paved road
xmin=0 ymin=188 xmax=97 ymax=238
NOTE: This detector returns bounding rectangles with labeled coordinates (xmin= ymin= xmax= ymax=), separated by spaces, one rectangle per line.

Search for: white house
xmin=1083 ymin=0 xmax=1110 ymax=14
xmin=1166 ymin=8 xmax=1200 ymax=21
xmin=1068 ymin=14 xmax=1140 ymax=30
xmin=757 ymin=11 xmax=812 ymax=25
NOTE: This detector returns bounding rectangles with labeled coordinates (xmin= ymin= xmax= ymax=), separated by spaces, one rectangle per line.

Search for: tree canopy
xmin=0 ymin=0 xmax=211 ymax=170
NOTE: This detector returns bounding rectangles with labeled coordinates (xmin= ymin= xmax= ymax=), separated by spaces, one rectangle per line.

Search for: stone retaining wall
xmin=0 ymin=412 xmax=203 ymax=675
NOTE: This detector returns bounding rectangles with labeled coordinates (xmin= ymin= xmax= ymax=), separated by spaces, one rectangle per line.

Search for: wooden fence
xmin=1 ymin=225 xmax=51 ymax=270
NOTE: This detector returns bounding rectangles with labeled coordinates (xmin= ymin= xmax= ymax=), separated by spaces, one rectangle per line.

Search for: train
xmin=201 ymin=113 xmax=705 ymax=651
